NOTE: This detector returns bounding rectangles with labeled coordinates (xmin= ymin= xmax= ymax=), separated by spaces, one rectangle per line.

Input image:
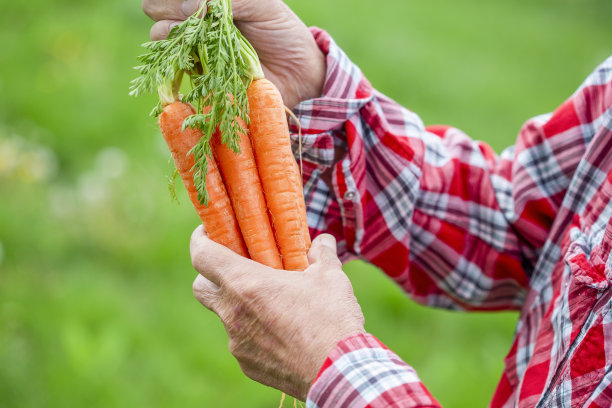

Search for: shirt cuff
xmin=306 ymin=333 xmax=441 ymax=408
xmin=290 ymin=28 xmax=373 ymax=169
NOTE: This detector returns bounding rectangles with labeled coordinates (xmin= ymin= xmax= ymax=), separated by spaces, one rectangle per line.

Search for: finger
xmin=192 ymin=274 xmax=221 ymax=313
xmin=307 ymin=234 xmax=342 ymax=268
xmin=190 ymin=225 xmax=260 ymax=287
xmin=181 ymin=0 xmax=206 ymax=17
xmin=150 ymin=19 xmax=183 ymax=41
xmin=142 ymin=0 xmax=204 ymax=22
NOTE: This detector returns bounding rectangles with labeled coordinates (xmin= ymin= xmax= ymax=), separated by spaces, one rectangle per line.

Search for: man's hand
xmin=142 ymin=0 xmax=326 ymax=109
xmin=190 ymin=226 xmax=365 ymax=401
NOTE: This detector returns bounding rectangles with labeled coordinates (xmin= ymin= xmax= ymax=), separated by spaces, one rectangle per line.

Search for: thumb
xmin=307 ymin=234 xmax=342 ymax=268
xmin=190 ymin=224 xmax=255 ymax=287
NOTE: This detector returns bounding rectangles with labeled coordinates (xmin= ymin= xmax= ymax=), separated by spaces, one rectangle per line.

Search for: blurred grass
xmin=1 ymin=0 xmax=610 ymax=407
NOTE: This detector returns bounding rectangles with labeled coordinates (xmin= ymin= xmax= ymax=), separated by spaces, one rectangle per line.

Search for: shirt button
xmin=344 ymin=190 xmax=356 ymax=201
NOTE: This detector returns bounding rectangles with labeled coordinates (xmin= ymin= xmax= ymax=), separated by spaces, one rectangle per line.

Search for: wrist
xmin=298 ymin=327 xmax=366 ymax=400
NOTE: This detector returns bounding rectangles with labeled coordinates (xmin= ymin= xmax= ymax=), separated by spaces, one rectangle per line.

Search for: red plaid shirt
xmin=293 ymin=29 xmax=612 ymax=407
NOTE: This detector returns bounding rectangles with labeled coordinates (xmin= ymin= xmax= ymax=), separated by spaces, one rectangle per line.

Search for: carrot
xmin=292 ymin=159 xmax=311 ymax=255
xmin=132 ymin=7 xmax=313 ymax=406
xmin=159 ymin=101 xmax=248 ymax=257
xmin=211 ymin=117 xmax=283 ymax=269
xmin=285 ymin=107 xmax=311 ymax=254
xmin=247 ymin=78 xmax=311 ymax=271
xmin=132 ymin=2 xmax=312 ymax=270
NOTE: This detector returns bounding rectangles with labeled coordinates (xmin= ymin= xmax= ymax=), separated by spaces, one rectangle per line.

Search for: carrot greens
xmin=129 ymin=0 xmax=264 ymax=205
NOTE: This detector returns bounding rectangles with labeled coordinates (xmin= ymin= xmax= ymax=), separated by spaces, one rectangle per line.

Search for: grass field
xmin=1 ymin=0 xmax=611 ymax=407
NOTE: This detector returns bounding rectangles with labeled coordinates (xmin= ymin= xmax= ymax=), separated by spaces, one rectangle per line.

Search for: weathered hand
xmin=142 ymin=0 xmax=326 ymax=108
xmin=190 ymin=226 xmax=365 ymax=400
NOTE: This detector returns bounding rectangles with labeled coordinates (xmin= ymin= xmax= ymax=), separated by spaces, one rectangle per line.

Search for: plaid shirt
xmin=292 ymin=28 xmax=612 ymax=407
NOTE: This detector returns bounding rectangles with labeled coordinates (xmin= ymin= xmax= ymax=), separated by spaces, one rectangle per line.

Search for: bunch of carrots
xmin=130 ymin=0 xmax=311 ymax=271
xmin=160 ymin=80 xmax=311 ymax=270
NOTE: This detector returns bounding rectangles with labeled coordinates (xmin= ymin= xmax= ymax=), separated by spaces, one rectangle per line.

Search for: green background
xmin=1 ymin=0 xmax=611 ymax=407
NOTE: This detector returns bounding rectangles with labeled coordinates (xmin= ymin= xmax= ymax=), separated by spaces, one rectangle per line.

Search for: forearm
xmin=292 ymin=28 xmax=531 ymax=311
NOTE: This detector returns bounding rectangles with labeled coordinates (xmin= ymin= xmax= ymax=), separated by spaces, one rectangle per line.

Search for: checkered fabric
xmin=294 ymin=28 xmax=612 ymax=407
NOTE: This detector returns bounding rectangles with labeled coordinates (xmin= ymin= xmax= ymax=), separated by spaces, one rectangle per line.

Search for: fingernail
xmin=319 ymin=235 xmax=336 ymax=250
xmin=182 ymin=0 xmax=201 ymax=17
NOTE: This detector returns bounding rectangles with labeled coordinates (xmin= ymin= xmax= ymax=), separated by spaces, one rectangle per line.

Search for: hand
xmin=190 ymin=227 xmax=365 ymax=401
xmin=142 ymin=0 xmax=326 ymax=108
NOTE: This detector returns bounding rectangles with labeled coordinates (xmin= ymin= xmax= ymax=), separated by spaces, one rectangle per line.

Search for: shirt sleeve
xmin=291 ymin=28 xmax=558 ymax=312
xmin=307 ymin=334 xmax=440 ymax=408
xmin=295 ymin=28 xmax=612 ymax=408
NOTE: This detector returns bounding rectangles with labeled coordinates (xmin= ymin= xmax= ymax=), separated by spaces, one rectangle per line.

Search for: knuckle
xmin=311 ymin=261 xmax=343 ymax=279
xmin=142 ymin=1 xmax=176 ymax=21
xmin=190 ymin=244 xmax=213 ymax=273
xmin=141 ymin=0 xmax=156 ymax=17
xmin=228 ymin=339 xmax=238 ymax=357
xmin=309 ymin=250 xmax=342 ymax=269
xmin=191 ymin=277 xmax=200 ymax=295
xmin=234 ymin=357 xmax=261 ymax=383
xmin=228 ymin=338 xmax=243 ymax=360
xmin=192 ymin=276 xmax=208 ymax=297
xmin=320 ymin=249 xmax=342 ymax=267
xmin=241 ymin=366 xmax=258 ymax=382
xmin=326 ymin=256 xmax=343 ymax=269
xmin=216 ymin=305 xmax=231 ymax=325
xmin=189 ymin=226 xmax=204 ymax=252
xmin=232 ymin=277 xmax=260 ymax=302
xmin=227 ymin=338 xmax=236 ymax=354
xmin=190 ymin=249 xmax=203 ymax=271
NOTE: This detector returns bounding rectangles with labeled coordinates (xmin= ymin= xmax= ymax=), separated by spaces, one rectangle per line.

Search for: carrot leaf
xmin=167 ymin=165 xmax=180 ymax=204
xmin=130 ymin=0 xmax=264 ymax=205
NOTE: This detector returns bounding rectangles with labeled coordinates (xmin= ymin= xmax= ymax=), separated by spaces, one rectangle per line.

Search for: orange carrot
xmin=291 ymin=159 xmax=312 ymax=255
xmin=132 ymin=5 xmax=311 ymax=270
xmin=286 ymin=108 xmax=311 ymax=254
xmin=211 ymin=118 xmax=283 ymax=269
xmin=159 ymin=101 xmax=248 ymax=257
xmin=247 ymin=78 xmax=312 ymax=271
